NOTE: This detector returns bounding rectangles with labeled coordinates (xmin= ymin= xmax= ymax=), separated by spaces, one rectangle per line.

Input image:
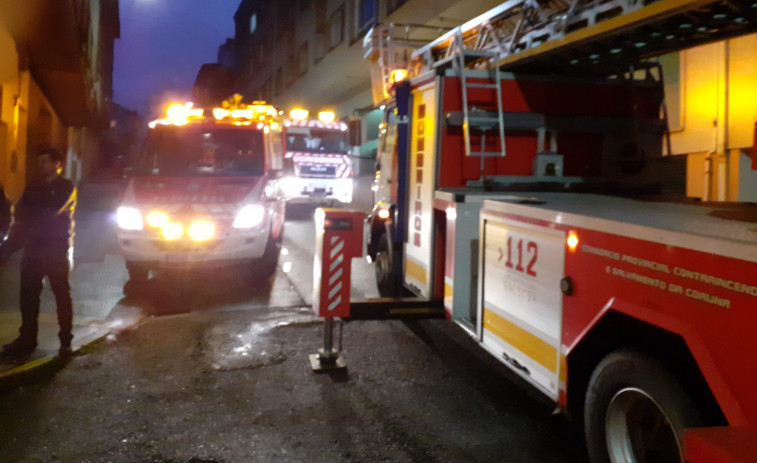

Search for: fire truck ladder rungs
xmin=412 ymin=0 xmax=757 ymax=76
xmin=450 ymin=31 xmax=507 ymax=158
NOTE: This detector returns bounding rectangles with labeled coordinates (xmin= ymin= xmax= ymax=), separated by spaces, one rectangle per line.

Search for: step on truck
xmin=335 ymin=2 xmax=757 ymax=462
xmin=116 ymin=99 xmax=286 ymax=295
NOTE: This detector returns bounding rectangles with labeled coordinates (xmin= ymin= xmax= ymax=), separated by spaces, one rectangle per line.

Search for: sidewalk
xmin=0 ymin=179 xmax=143 ymax=389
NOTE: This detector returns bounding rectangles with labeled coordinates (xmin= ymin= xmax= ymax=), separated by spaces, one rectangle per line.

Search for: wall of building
xmin=0 ymin=23 xmax=19 ymax=200
xmin=664 ymin=33 xmax=757 ymax=201
xmin=0 ymin=1 xmax=119 ymax=201
xmin=233 ymin=0 xmax=504 ymax=118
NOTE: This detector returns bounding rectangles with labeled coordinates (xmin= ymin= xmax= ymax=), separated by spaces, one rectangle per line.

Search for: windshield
xmin=137 ymin=125 xmax=265 ymax=176
xmin=285 ymin=128 xmax=350 ymax=154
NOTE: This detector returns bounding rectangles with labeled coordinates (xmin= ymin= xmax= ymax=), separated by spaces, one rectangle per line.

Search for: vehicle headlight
xmin=145 ymin=210 xmax=169 ymax=228
xmin=336 ymin=179 xmax=354 ymax=194
xmin=279 ymin=176 xmax=299 ymax=195
xmin=233 ymin=204 xmax=266 ymax=229
xmin=117 ymin=206 xmax=143 ymax=230
xmin=188 ymin=220 xmax=215 ymax=241
xmin=161 ymin=222 xmax=183 ymax=240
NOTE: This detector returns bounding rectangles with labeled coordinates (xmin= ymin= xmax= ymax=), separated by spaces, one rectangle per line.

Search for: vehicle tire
xmin=275 ymin=220 xmax=285 ymax=244
xmin=126 ymin=263 xmax=149 ymax=282
xmin=253 ymin=234 xmax=279 ymax=280
xmin=123 ymin=263 xmax=149 ymax=298
xmin=274 ymin=202 xmax=286 ymax=244
xmin=584 ymin=349 xmax=704 ymax=463
xmin=148 ymin=278 xmax=182 ymax=316
xmin=122 ymin=279 xmax=140 ymax=299
xmin=375 ymin=234 xmax=397 ymax=297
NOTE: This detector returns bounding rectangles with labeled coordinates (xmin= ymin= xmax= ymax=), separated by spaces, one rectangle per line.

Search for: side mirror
xmin=348 ymin=119 xmax=362 ymax=147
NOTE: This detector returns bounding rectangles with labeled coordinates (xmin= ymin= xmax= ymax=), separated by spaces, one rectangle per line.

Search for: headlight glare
xmin=233 ymin=204 xmax=266 ymax=229
xmin=146 ymin=210 xmax=169 ymax=228
xmin=117 ymin=206 xmax=143 ymax=230
xmin=161 ymin=222 xmax=183 ymax=240
xmin=279 ymin=176 xmax=299 ymax=196
xmin=188 ymin=220 xmax=215 ymax=241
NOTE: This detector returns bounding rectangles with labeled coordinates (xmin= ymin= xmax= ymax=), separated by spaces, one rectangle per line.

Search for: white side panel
xmin=404 ymin=81 xmax=438 ymax=297
xmin=480 ymin=218 xmax=565 ymax=399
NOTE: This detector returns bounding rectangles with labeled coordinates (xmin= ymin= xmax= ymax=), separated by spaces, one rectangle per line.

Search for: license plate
xmin=165 ymin=253 xmax=191 ymax=262
xmin=302 ymin=165 xmax=336 ymax=176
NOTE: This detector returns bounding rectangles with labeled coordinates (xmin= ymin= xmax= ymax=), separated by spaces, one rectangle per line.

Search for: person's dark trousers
xmin=18 ymin=256 xmax=73 ymax=347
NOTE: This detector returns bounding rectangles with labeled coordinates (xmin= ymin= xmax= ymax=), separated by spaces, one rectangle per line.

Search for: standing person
xmin=0 ymin=182 xmax=10 ymax=239
xmin=0 ymin=148 xmax=77 ymax=358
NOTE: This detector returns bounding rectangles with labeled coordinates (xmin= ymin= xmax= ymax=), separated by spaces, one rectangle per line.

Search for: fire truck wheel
xmin=584 ymin=349 xmax=703 ymax=463
xmin=375 ymin=234 xmax=397 ymax=297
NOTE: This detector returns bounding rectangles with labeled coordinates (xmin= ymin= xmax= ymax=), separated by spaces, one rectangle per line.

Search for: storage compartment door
xmin=480 ymin=218 xmax=565 ymax=399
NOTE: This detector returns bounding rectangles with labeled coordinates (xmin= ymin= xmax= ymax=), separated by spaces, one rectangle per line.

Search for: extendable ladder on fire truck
xmin=410 ymin=0 xmax=757 ymax=76
xmin=449 ymin=31 xmax=507 ymax=158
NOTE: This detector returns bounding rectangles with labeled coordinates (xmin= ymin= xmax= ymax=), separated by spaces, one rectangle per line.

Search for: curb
xmin=0 ymin=333 xmax=111 ymax=393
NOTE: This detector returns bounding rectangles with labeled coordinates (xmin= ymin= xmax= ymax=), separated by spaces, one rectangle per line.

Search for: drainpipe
xmin=723 ymin=40 xmax=730 ymax=201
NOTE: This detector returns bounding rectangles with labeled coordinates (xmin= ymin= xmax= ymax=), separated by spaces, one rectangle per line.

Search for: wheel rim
xmin=375 ymin=250 xmax=391 ymax=288
xmin=605 ymin=387 xmax=683 ymax=463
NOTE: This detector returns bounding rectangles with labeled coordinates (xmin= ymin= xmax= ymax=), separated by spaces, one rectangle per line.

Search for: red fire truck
xmin=117 ymin=100 xmax=286 ymax=293
xmin=334 ymin=2 xmax=757 ymax=461
xmin=280 ymin=109 xmax=354 ymax=205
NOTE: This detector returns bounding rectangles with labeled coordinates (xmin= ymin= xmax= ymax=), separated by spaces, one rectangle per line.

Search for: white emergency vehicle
xmin=116 ymin=100 xmax=286 ymax=290
xmin=280 ymin=109 xmax=354 ymax=204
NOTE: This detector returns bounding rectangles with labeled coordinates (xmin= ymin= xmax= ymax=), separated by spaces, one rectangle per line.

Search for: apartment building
xmin=660 ymin=36 xmax=757 ymax=201
xmin=0 ymin=0 xmax=119 ymax=202
xmin=230 ymin=0 xmax=504 ymax=116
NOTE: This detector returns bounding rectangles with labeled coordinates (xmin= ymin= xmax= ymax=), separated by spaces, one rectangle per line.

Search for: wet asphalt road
xmin=0 ymin=203 xmax=588 ymax=463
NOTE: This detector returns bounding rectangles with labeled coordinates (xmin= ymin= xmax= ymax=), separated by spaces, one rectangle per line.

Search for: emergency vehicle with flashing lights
xmin=279 ymin=108 xmax=354 ymax=204
xmin=343 ymin=3 xmax=757 ymax=462
xmin=116 ymin=100 xmax=286 ymax=292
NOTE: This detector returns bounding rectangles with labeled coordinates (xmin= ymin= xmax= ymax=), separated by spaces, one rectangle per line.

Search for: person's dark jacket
xmin=0 ymin=186 xmax=10 ymax=238
xmin=2 ymin=176 xmax=76 ymax=260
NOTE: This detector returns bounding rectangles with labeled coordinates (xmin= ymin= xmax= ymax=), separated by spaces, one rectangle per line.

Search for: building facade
xmin=230 ymin=0 xmax=504 ymax=117
xmin=0 ymin=0 xmax=119 ymax=202
xmin=661 ymin=35 xmax=757 ymax=201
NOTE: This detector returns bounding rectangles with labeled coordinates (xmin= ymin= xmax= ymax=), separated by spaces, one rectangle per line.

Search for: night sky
xmin=113 ymin=0 xmax=240 ymax=118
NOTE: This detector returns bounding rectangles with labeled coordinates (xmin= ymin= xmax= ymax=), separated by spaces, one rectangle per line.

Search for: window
xmin=659 ymin=52 xmax=684 ymax=133
xmin=138 ymin=126 xmax=266 ymax=177
xmin=0 ymin=85 xmax=7 ymax=176
xmin=296 ymin=41 xmax=309 ymax=76
xmin=315 ymin=26 xmax=328 ymax=62
xmin=387 ymin=0 xmax=407 ymax=15
xmin=249 ymin=13 xmax=257 ymax=34
xmin=329 ymin=6 xmax=345 ymax=49
xmin=275 ymin=67 xmax=284 ymax=95
xmin=286 ymin=54 xmax=296 ymax=86
xmin=263 ymin=78 xmax=273 ymax=101
xmin=357 ymin=0 xmax=378 ymax=36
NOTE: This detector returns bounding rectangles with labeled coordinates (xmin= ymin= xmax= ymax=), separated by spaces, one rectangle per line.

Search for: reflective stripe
xmin=483 ymin=307 xmax=558 ymax=374
xmin=405 ymin=256 xmax=428 ymax=285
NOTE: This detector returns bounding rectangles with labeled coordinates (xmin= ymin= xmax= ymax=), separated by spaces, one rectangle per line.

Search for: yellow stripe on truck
xmin=483 ymin=308 xmax=558 ymax=374
xmin=405 ymin=256 xmax=427 ymax=284
xmin=445 ymin=282 xmax=453 ymax=299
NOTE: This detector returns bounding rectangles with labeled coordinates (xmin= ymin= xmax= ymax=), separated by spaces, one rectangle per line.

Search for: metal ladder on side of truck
xmin=449 ymin=30 xmax=507 ymax=158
